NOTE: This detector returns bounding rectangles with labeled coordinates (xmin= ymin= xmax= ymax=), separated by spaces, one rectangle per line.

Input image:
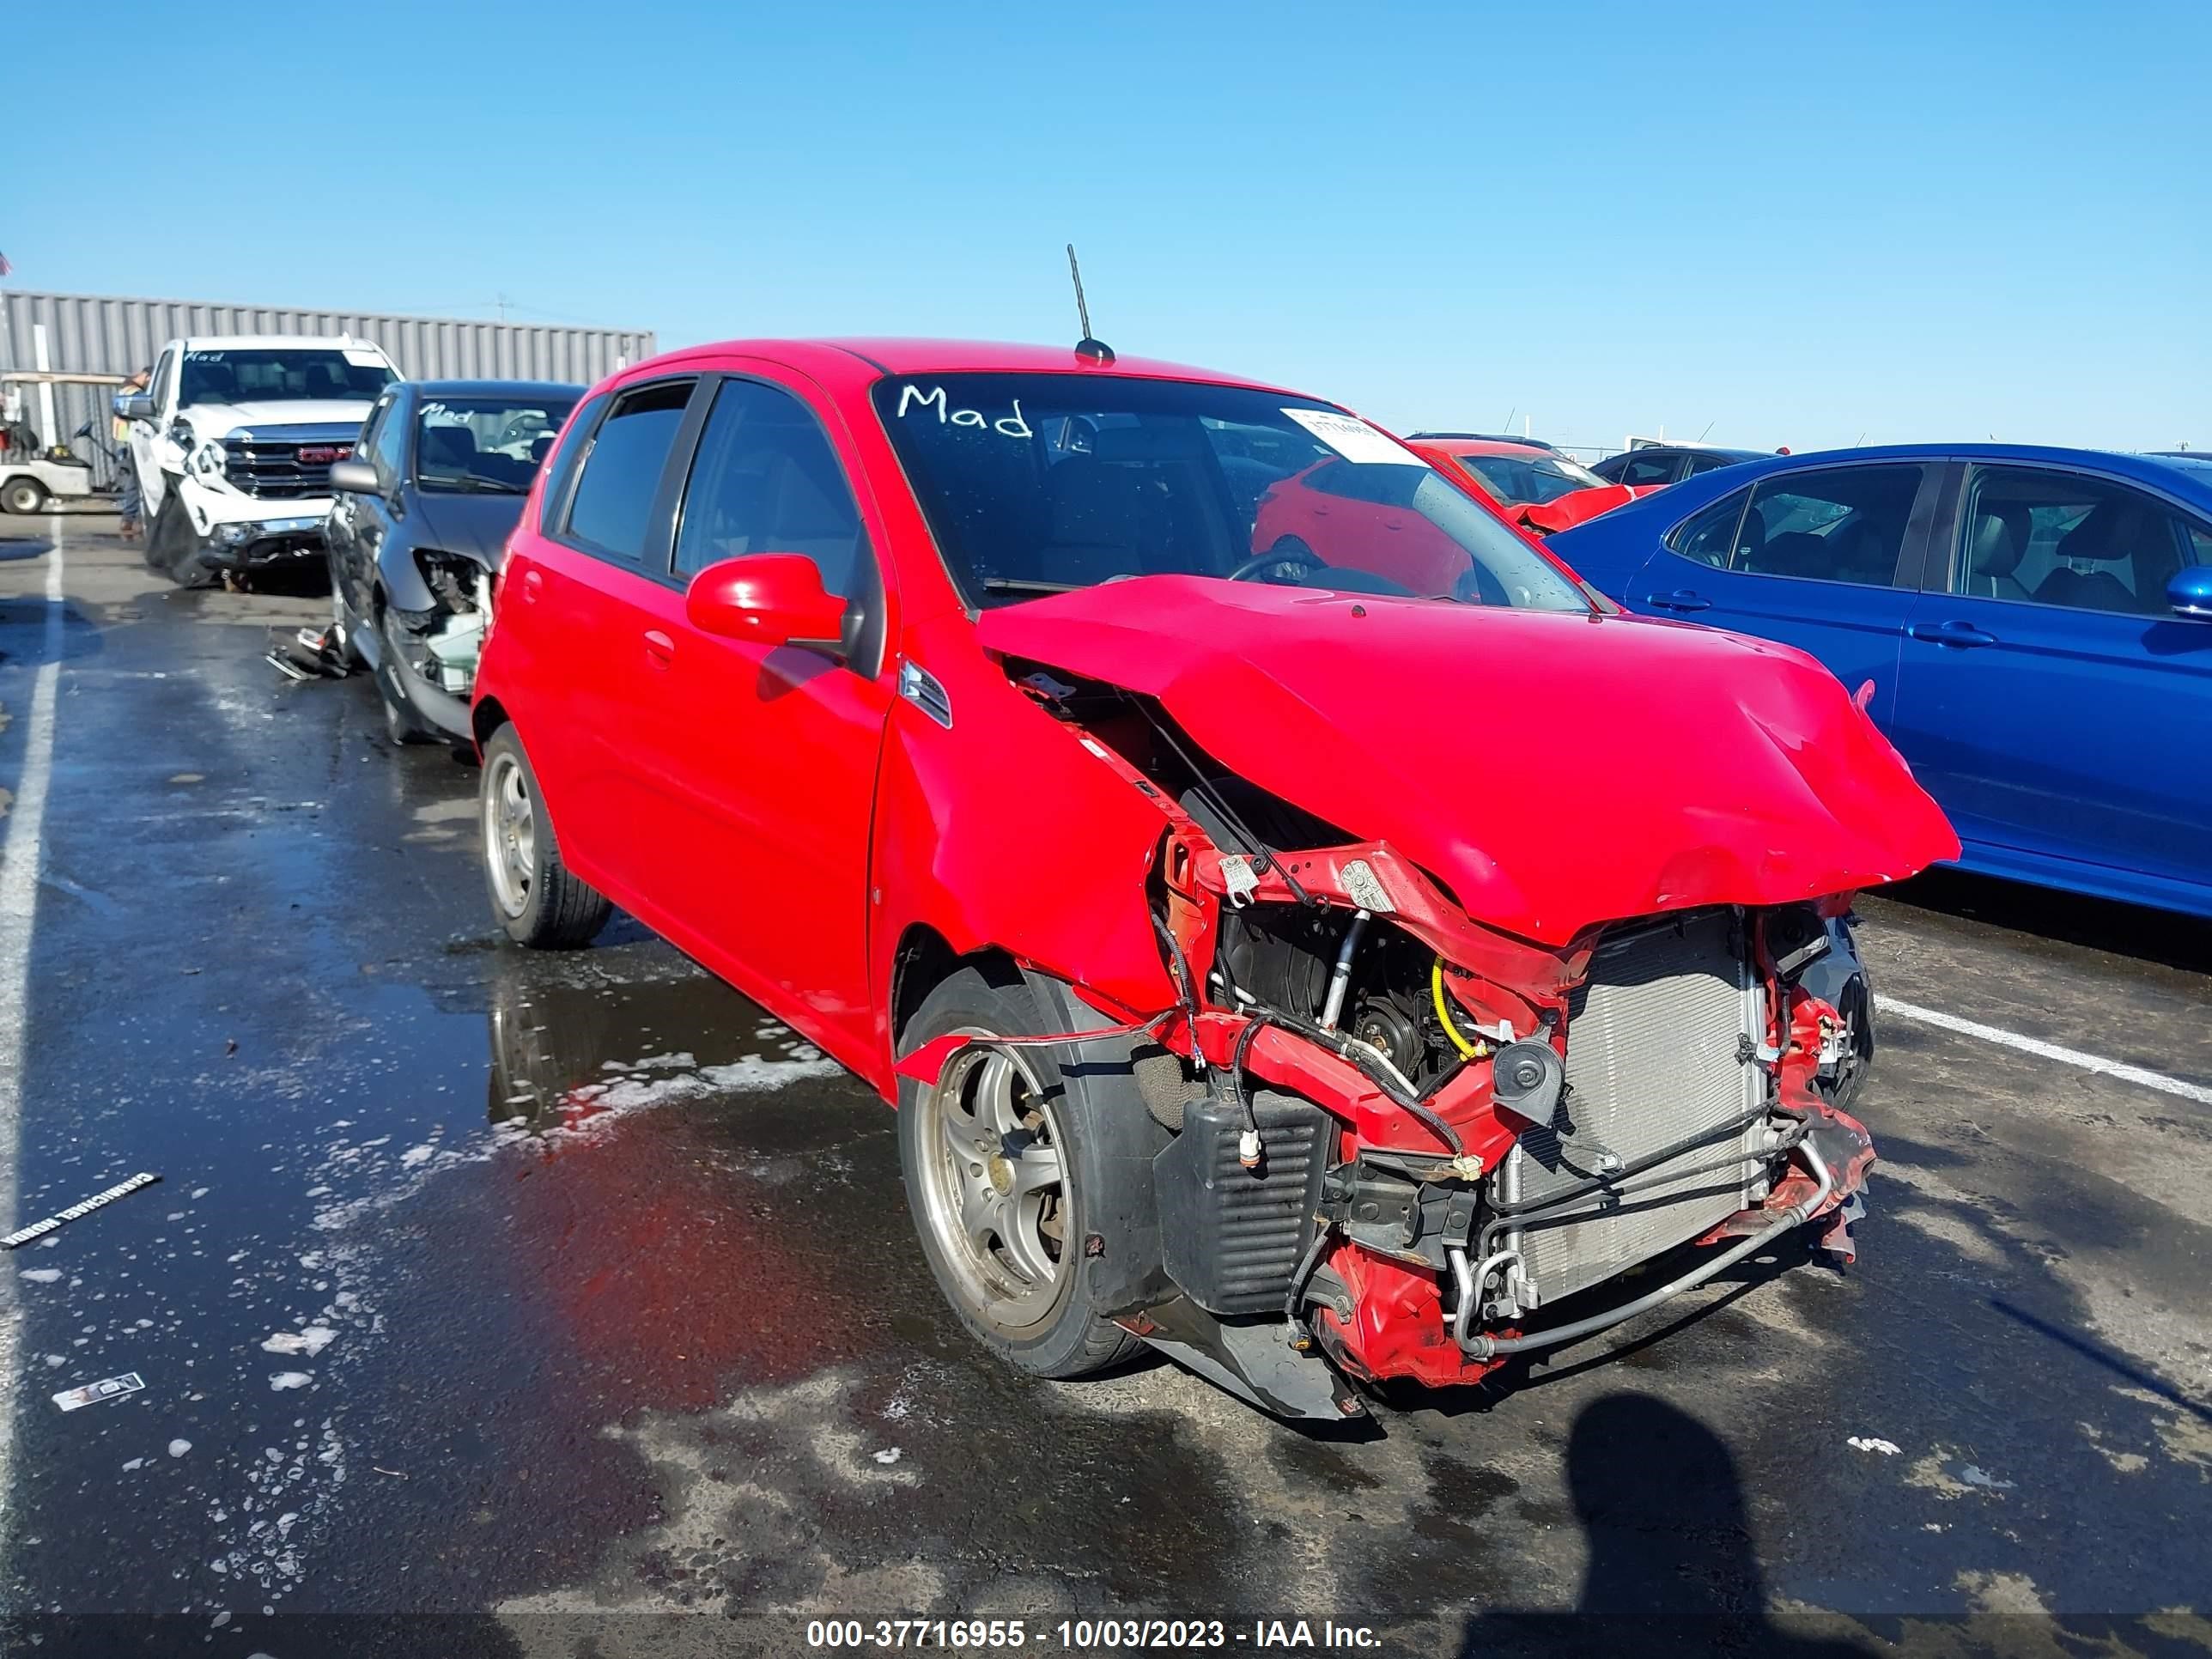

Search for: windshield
xmin=872 ymin=374 xmax=1589 ymax=612
xmin=415 ymin=395 xmax=578 ymax=494
xmin=179 ymin=348 xmax=395 ymax=408
xmin=1455 ymin=452 xmax=1607 ymax=505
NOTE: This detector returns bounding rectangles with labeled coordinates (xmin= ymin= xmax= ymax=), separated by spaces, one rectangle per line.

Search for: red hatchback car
xmin=1411 ymin=438 xmax=1662 ymax=536
xmin=471 ymin=339 xmax=1955 ymax=1420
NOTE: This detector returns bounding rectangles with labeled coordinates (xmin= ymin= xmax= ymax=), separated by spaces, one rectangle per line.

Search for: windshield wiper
xmin=424 ymin=476 xmax=526 ymax=495
xmin=980 ymin=577 xmax=1085 ymax=595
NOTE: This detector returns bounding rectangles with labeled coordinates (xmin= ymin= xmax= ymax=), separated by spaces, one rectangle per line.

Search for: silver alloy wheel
xmin=913 ymin=1030 xmax=1070 ymax=1332
xmin=483 ymin=750 xmax=536 ymax=918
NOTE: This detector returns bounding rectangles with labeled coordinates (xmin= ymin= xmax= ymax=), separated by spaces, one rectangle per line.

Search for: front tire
xmin=2 ymin=478 xmax=46 ymax=515
xmin=479 ymin=724 xmax=611 ymax=950
xmin=898 ymin=964 xmax=1150 ymax=1380
xmin=147 ymin=485 xmax=220 ymax=587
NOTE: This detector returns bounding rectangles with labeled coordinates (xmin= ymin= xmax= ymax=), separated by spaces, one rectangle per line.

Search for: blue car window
xmin=1668 ymin=489 xmax=1748 ymax=568
xmin=1730 ymin=465 xmax=1923 ymax=587
xmin=1954 ymin=467 xmax=2197 ymax=617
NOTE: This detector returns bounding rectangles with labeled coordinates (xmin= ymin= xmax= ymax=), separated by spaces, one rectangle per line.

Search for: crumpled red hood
xmin=1514 ymin=482 xmax=1665 ymax=536
xmin=976 ymin=576 xmax=1959 ymax=945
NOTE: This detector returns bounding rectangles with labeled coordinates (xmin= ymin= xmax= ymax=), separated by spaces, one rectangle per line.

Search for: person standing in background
xmin=114 ymin=367 xmax=149 ymax=541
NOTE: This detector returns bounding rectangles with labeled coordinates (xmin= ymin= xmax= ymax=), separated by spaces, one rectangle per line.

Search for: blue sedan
xmin=1549 ymin=445 xmax=2212 ymax=919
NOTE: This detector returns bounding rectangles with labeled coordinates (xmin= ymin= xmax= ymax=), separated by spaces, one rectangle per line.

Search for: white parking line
xmin=0 ymin=517 xmax=65 ymax=1529
xmin=1879 ymin=994 xmax=2212 ymax=1108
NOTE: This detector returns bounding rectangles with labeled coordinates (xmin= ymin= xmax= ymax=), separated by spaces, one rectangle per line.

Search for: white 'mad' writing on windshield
xmin=895 ymin=384 xmax=1033 ymax=438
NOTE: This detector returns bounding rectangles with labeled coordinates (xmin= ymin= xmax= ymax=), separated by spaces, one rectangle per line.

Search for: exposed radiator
xmin=1510 ymin=909 xmax=1766 ymax=1305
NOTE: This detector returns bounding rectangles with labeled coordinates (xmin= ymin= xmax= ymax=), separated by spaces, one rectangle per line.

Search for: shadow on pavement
xmin=1879 ymin=866 xmax=2212 ymax=976
xmin=1458 ymin=1392 xmax=1875 ymax=1657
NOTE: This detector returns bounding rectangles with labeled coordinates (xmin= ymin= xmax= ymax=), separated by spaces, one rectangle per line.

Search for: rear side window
xmin=1685 ymin=452 xmax=1741 ymax=476
xmin=538 ymin=391 xmax=608 ymax=535
xmin=562 ymin=381 xmax=694 ymax=563
xmin=1615 ymin=451 xmax=1680 ymax=487
xmin=673 ymin=380 xmax=869 ymax=596
xmin=1729 ymin=465 xmax=1923 ymax=587
xmin=1668 ymin=489 xmax=1748 ymax=568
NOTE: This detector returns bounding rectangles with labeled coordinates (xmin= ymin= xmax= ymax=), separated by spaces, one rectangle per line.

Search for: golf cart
xmin=0 ymin=370 xmax=131 ymax=514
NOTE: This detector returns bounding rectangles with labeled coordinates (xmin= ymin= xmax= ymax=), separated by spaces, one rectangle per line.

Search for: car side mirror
xmin=115 ymin=393 xmax=155 ymax=422
xmin=2168 ymin=566 xmax=2212 ymax=621
xmin=685 ymin=553 xmax=848 ymax=655
xmin=327 ymin=459 xmax=381 ymax=496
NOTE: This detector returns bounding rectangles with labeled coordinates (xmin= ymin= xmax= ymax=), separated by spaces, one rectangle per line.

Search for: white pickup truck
xmin=122 ymin=335 xmax=400 ymax=586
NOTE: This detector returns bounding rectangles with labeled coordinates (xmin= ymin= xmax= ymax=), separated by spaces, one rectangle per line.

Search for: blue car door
xmin=1621 ymin=461 xmax=1939 ymax=726
xmin=1891 ymin=460 xmax=2212 ymax=902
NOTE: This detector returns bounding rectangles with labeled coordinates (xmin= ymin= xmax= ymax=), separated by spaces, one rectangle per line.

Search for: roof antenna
xmin=1066 ymin=244 xmax=1115 ymax=365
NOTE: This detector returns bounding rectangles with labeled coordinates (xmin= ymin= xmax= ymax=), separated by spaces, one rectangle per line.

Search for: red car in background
xmin=1247 ymin=451 xmax=1593 ymax=603
xmin=1411 ymin=436 xmax=1662 ymax=536
xmin=470 ymin=337 xmax=1954 ymax=1421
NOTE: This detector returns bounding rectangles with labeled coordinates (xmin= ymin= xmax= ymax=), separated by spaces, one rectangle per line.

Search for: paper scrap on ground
xmin=4 ymin=1172 xmax=162 ymax=1249
xmin=53 ymin=1372 xmax=145 ymax=1412
xmin=1848 ymin=1437 xmax=1902 ymax=1455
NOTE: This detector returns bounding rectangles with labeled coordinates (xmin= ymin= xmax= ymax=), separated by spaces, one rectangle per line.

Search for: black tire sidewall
xmin=149 ymin=485 xmax=219 ymax=586
xmin=897 ymin=964 xmax=1152 ymax=1379
xmin=3 ymin=480 xmax=43 ymax=515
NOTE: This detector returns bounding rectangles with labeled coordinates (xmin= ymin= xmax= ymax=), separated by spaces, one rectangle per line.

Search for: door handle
xmin=642 ymin=629 xmax=675 ymax=668
xmin=1649 ymin=588 xmax=1711 ymax=612
xmin=1907 ymin=619 xmax=1997 ymax=647
xmin=518 ymin=568 xmax=544 ymax=604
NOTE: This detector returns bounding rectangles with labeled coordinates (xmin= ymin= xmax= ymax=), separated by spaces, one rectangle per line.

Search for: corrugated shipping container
xmin=0 ymin=289 xmax=653 ymax=487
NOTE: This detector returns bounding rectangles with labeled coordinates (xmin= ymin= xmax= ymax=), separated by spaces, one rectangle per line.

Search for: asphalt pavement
xmin=0 ymin=517 xmax=2206 ymax=1658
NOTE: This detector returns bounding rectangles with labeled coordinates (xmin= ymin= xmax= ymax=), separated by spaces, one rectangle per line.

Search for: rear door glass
xmin=562 ymin=381 xmax=694 ymax=564
xmin=1616 ymin=452 xmax=1681 ymax=487
xmin=1728 ymin=465 xmax=1925 ymax=586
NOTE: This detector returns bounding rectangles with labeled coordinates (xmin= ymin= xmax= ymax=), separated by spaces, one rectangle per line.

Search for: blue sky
xmin=8 ymin=0 xmax=2207 ymax=453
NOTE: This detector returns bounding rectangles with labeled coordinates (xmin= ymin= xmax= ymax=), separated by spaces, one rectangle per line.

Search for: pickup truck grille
xmin=1510 ymin=909 xmax=1766 ymax=1306
xmin=221 ymin=426 xmax=359 ymax=500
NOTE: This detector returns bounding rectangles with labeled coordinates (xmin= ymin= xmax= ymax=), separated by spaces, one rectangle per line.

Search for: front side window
xmin=416 ymin=395 xmax=578 ymax=496
xmin=178 ymin=347 xmax=397 ymax=407
xmin=1954 ymin=466 xmax=2197 ymax=616
xmin=563 ymin=380 xmax=694 ymax=563
xmin=369 ymin=393 xmax=409 ymax=489
xmin=1727 ymin=465 xmax=1923 ymax=586
xmin=354 ymin=392 xmax=396 ymax=462
xmin=871 ymin=374 xmax=1588 ymax=612
xmin=674 ymin=380 xmax=867 ymax=595
xmin=1455 ymin=451 xmax=1609 ymax=506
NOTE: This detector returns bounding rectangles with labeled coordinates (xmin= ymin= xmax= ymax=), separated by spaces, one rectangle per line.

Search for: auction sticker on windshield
xmin=1283 ymin=407 xmax=1424 ymax=465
